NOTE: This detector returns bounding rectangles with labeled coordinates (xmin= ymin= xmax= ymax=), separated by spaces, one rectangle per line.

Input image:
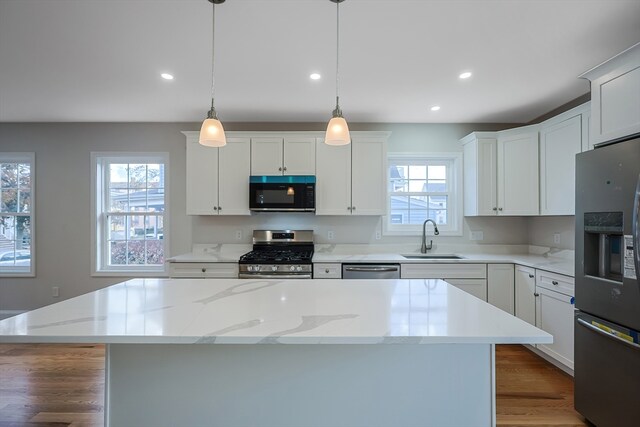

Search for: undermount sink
xmin=401 ymin=254 xmax=464 ymax=260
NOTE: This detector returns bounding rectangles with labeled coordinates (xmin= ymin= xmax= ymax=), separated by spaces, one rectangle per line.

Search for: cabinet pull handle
xmin=552 ymin=280 xmax=559 ymax=285
xmin=325 ymin=269 xmax=330 ymax=273
xmin=283 ymin=166 xmax=287 ymax=171
xmin=529 ymin=274 xmax=534 ymax=278
xmin=534 ymin=293 xmax=540 ymax=297
xmin=218 ymin=206 xmax=222 ymax=211
xmin=492 ymin=207 xmax=497 ymax=211
xmin=498 ymin=207 xmax=503 ymax=211
xmin=278 ymin=167 xmax=282 ymax=171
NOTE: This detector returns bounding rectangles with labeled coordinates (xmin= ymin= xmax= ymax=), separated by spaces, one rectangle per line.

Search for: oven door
xmin=249 ymin=176 xmax=315 ymax=212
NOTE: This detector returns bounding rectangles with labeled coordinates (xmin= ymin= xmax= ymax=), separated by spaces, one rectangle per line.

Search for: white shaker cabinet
xmin=580 ymin=42 xmax=640 ymax=145
xmin=315 ymin=140 xmax=351 ymax=215
xmin=514 ymin=265 xmax=536 ymax=326
xmin=461 ymin=128 xmax=538 ymax=216
xmin=539 ymin=113 xmax=582 ymax=215
xmin=487 ymin=264 xmax=515 ymax=315
xmin=497 ymin=128 xmax=539 ymax=215
xmin=250 ymin=137 xmax=316 ymax=176
xmin=185 ymin=136 xmax=251 ymax=215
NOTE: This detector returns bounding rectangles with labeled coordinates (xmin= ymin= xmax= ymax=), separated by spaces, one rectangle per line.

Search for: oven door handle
xmin=238 ymin=274 xmax=312 ymax=279
xmin=577 ymin=318 xmax=640 ymax=350
xmin=344 ymin=266 xmax=399 ymax=272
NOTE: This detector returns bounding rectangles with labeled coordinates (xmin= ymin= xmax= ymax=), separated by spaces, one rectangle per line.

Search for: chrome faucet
xmin=421 ymin=219 xmax=440 ymax=253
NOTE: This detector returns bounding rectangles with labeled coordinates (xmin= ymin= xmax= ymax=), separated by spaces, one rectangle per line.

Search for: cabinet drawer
xmin=314 ymin=263 xmax=341 ymax=279
xmin=536 ymin=269 xmax=574 ymax=296
xmin=169 ymin=262 xmax=238 ymax=278
xmin=445 ymin=279 xmax=487 ymax=301
xmin=401 ymin=263 xmax=486 ymax=279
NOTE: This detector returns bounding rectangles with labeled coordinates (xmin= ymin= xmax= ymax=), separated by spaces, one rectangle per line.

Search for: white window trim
xmin=383 ymin=152 xmax=463 ymax=237
xmin=91 ymin=152 xmax=170 ymax=277
xmin=0 ymin=152 xmax=36 ymax=277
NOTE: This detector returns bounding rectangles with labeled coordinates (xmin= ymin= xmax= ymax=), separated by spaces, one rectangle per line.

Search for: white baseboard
xmin=0 ymin=310 xmax=26 ymax=320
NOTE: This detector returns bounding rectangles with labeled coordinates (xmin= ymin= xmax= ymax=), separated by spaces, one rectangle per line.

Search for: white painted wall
xmin=527 ymin=216 xmax=575 ymax=250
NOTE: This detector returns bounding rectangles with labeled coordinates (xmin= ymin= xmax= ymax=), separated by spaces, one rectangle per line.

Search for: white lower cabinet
xmin=313 ymin=263 xmax=341 ymax=279
xmin=487 ymin=264 xmax=515 ymax=315
xmin=401 ymin=263 xmax=487 ymax=301
xmin=169 ymin=262 xmax=238 ymax=278
xmin=514 ymin=265 xmax=536 ymax=326
xmin=535 ymin=270 xmax=575 ymax=370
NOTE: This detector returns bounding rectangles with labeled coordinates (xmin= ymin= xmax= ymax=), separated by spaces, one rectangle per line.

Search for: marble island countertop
xmin=169 ymin=244 xmax=575 ymax=277
xmin=0 ymin=278 xmax=551 ymax=345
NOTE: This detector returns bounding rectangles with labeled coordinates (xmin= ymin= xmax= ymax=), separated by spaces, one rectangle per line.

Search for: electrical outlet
xmin=235 ymin=230 xmax=242 ymax=240
xmin=375 ymin=230 xmax=382 ymax=240
xmin=470 ymin=231 xmax=484 ymax=241
xmin=52 ymin=287 xmax=60 ymax=298
xmin=553 ymin=233 xmax=561 ymax=245
xmin=327 ymin=231 xmax=334 ymax=240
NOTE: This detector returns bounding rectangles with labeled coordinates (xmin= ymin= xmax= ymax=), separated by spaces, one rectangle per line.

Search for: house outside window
xmin=0 ymin=152 xmax=35 ymax=276
xmin=92 ymin=153 xmax=169 ymax=275
xmin=385 ymin=152 xmax=462 ymax=236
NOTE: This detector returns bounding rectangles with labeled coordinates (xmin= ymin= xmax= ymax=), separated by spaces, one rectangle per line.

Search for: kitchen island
xmin=0 ymin=278 xmax=551 ymax=427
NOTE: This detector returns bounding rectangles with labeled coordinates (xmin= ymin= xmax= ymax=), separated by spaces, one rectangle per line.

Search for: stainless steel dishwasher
xmin=342 ymin=264 xmax=401 ymax=279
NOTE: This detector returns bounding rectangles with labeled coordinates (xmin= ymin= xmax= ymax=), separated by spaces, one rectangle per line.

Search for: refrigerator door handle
xmin=577 ymin=318 xmax=640 ymax=350
xmin=634 ymin=173 xmax=640 ymax=284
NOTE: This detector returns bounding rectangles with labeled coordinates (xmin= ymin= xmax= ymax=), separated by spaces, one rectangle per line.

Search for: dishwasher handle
xmin=343 ymin=266 xmax=399 ymax=272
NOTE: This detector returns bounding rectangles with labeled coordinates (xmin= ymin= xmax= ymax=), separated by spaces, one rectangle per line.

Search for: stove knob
xmin=271 ymin=266 xmax=278 ymax=272
xmin=296 ymin=266 xmax=303 ymax=272
xmin=290 ymin=265 xmax=296 ymax=271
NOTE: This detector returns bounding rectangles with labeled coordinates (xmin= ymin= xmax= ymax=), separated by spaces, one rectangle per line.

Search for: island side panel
xmin=106 ymin=343 xmax=494 ymax=427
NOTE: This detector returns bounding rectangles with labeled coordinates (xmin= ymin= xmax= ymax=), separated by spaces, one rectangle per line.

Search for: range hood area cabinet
xmin=250 ymin=137 xmax=316 ymax=176
xmin=579 ymin=41 xmax=640 ymax=146
xmin=184 ymin=134 xmax=251 ymax=215
xmin=315 ymin=134 xmax=389 ymax=216
xmin=461 ymin=127 xmax=539 ymax=216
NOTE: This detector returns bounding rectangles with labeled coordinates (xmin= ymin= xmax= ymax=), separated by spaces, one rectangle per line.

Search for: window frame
xmin=91 ymin=152 xmax=170 ymax=277
xmin=0 ymin=152 xmax=35 ymax=277
xmin=384 ymin=152 xmax=463 ymax=236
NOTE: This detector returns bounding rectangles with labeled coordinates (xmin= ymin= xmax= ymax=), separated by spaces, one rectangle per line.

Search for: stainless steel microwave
xmin=249 ymin=176 xmax=315 ymax=212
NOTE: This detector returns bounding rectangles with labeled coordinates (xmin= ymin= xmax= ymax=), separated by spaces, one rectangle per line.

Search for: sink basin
xmin=401 ymin=254 xmax=464 ymax=260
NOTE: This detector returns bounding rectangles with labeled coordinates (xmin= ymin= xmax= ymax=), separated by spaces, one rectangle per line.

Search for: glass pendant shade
xmin=325 ymin=116 xmax=350 ymax=146
xmin=199 ymin=118 xmax=227 ymax=147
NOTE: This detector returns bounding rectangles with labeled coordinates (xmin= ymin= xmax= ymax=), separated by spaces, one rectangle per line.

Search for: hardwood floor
xmin=0 ymin=344 xmax=586 ymax=426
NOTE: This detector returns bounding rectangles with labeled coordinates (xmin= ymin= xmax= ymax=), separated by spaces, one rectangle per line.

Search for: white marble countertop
xmin=0 ymin=278 xmax=551 ymax=345
xmin=168 ymin=244 xmax=575 ymax=277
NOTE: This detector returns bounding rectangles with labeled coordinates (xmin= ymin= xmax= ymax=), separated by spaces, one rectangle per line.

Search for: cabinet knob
xmin=552 ymin=280 xmax=559 ymax=286
xmin=283 ymin=167 xmax=287 ymax=171
xmin=493 ymin=207 xmax=497 ymax=211
xmin=529 ymin=274 xmax=534 ymax=278
xmin=278 ymin=167 xmax=282 ymax=171
xmin=218 ymin=206 xmax=222 ymax=211
xmin=202 ymin=268 xmax=206 ymax=273
xmin=352 ymin=206 xmax=356 ymax=210
xmin=534 ymin=293 xmax=540 ymax=297
xmin=325 ymin=269 xmax=330 ymax=274
xmin=347 ymin=207 xmax=352 ymax=211
xmin=498 ymin=207 xmax=503 ymax=211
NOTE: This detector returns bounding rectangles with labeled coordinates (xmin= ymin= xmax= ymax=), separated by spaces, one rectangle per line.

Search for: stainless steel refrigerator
xmin=575 ymin=135 xmax=640 ymax=427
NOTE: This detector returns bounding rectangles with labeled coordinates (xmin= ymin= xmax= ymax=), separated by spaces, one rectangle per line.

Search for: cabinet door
xmin=462 ymin=136 xmax=497 ymax=216
xmin=540 ymin=115 xmax=581 ymax=215
xmin=351 ymin=137 xmax=386 ymax=215
xmin=186 ymin=139 xmax=219 ymax=215
xmin=446 ymin=279 xmax=487 ymax=301
xmin=536 ymin=286 xmax=575 ymax=369
xmin=315 ymin=139 xmax=352 ymax=215
xmin=218 ymin=138 xmax=251 ymax=215
xmin=251 ymin=138 xmax=283 ymax=175
xmin=487 ymin=264 xmax=515 ymax=315
xmin=401 ymin=263 xmax=487 ymax=279
xmin=514 ymin=265 xmax=536 ymax=326
xmin=283 ymin=137 xmax=316 ymax=175
xmin=497 ymin=131 xmax=539 ymax=215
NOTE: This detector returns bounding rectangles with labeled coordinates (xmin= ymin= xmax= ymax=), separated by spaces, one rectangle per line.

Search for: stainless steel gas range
xmin=238 ymin=230 xmax=314 ymax=279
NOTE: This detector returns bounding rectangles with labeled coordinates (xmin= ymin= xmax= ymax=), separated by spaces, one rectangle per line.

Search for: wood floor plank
xmin=0 ymin=343 xmax=587 ymax=426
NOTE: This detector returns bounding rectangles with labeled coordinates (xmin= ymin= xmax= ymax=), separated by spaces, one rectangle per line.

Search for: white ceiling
xmin=1 ymin=0 xmax=639 ymax=124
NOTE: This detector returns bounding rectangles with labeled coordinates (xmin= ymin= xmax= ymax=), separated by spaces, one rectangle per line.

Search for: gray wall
xmin=0 ymin=121 xmax=573 ymax=312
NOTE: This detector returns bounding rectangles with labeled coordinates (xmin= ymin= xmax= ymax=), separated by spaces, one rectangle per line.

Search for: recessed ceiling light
xmin=430 ymin=105 xmax=441 ymax=111
xmin=161 ymin=73 xmax=174 ymax=80
xmin=310 ymin=73 xmax=321 ymax=80
xmin=459 ymin=71 xmax=472 ymax=79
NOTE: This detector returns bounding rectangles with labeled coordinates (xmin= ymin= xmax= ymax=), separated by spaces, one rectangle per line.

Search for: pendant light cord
xmin=335 ymin=0 xmax=340 ymax=111
xmin=210 ymin=2 xmax=216 ymax=110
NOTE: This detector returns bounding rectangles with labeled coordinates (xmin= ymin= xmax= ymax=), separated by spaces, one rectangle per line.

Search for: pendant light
xmin=199 ymin=0 xmax=227 ymax=148
xmin=324 ymin=0 xmax=351 ymax=146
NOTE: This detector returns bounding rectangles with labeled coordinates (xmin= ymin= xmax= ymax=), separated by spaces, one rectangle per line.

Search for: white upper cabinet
xmin=461 ymin=128 xmax=538 ymax=216
xmin=316 ymin=132 xmax=389 ymax=216
xmin=540 ymin=112 xmax=582 ymax=215
xmin=185 ymin=135 xmax=251 ymax=215
xmin=351 ymin=137 xmax=386 ymax=215
xmin=251 ymin=137 xmax=315 ymax=176
xmin=498 ymin=128 xmax=539 ymax=215
xmin=580 ymin=42 xmax=640 ymax=145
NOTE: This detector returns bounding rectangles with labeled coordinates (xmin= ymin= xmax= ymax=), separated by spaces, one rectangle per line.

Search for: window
xmin=93 ymin=153 xmax=169 ymax=275
xmin=385 ymin=153 xmax=462 ymax=236
xmin=0 ymin=153 xmax=35 ymax=276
